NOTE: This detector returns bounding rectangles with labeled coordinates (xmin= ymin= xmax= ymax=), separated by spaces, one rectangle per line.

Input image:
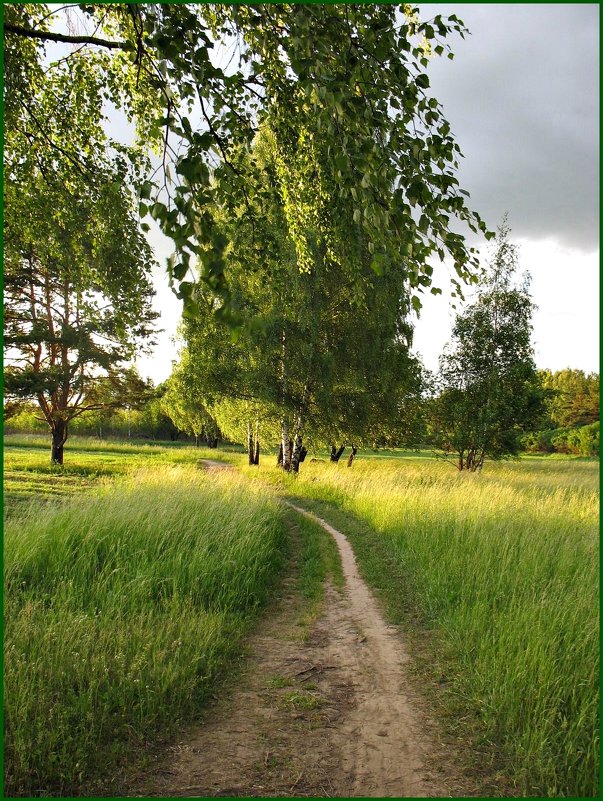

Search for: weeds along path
xmin=127 ymin=461 xmax=463 ymax=797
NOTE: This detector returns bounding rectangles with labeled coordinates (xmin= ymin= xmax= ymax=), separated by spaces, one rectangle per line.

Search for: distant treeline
xmin=519 ymin=370 xmax=599 ymax=457
xmin=6 ymin=369 xmax=598 ymax=458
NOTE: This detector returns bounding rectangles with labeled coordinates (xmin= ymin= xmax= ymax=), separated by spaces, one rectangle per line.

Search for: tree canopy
xmin=430 ymin=219 xmax=546 ymax=470
xmin=539 ymin=369 xmax=599 ymax=429
xmin=3 ymin=137 xmax=158 ymax=462
xmin=4 ymin=3 xmax=493 ymax=322
xmin=4 ymin=3 xmax=504 ymax=465
xmin=172 ymin=126 xmax=426 ymax=470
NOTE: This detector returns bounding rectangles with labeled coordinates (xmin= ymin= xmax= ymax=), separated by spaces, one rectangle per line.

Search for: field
xmin=3 ymin=435 xmax=599 ymax=797
xmin=4 ymin=439 xmax=284 ymax=796
xmin=238 ymin=453 xmax=600 ymax=796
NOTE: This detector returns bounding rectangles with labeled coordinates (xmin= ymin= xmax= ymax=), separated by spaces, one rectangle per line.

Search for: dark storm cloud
xmin=419 ymin=4 xmax=599 ymax=250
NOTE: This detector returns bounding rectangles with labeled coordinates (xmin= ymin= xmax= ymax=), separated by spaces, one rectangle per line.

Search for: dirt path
xmin=283 ymin=503 xmax=441 ymax=797
xmin=125 ymin=462 xmax=468 ymax=797
xmin=198 ymin=458 xmax=234 ymax=470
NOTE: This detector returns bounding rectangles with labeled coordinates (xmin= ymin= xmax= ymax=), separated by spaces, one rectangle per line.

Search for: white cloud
xmin=413 ymin=238 xmax=599 ymax=374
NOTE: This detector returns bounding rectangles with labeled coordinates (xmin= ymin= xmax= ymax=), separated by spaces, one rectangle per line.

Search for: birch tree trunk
xmin=291 ymin=432 xmax=304 ymax=473
xmin=330 ymin=445 xmax=346 ymax=462
xmin=281 ymin=418 xmax=291 ymax=471
xmin=253 ymin=419 xmax=260 ymax=465
xmin=247 ymin=421 xmax=255 ymax=465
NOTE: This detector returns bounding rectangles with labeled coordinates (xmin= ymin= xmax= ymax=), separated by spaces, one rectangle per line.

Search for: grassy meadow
xmin=233 ymin=454 xmax=599 ymax=797
xmin=4 ymin=441 xmax=287 ymax=796
xmin=3 ymin=434 xmax=237 ymax=520
xmin=3 ymin=435 xmax=599 ymax=797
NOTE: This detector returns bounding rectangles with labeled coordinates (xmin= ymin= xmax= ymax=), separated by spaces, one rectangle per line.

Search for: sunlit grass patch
xmin=243 ymin=455 xmax=599 ymax=797
xmin=2 ymin=437 xmax=238 ymax=520
xmin=4 ymin=465 xmax=287 ymax=797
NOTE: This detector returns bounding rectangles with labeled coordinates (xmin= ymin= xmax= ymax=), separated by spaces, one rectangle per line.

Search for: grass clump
xmin=4 ymin=465 xmax=287 ymax=797
xmin=280 ymin=690 xmax=323 ymax=711
xmin=265 ymin=674 xmax=295 ymax=689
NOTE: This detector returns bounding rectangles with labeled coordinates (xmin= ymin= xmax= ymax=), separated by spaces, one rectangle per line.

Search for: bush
xmin=551 ymin=427 xmax=580 ymax=454
xmin=520 ymin=429 xmax=556 ymax=453
xmin=522 ymin=423 xmax=599 ymax=457
xmin=577 ymin=421 xmax=599 ymax=457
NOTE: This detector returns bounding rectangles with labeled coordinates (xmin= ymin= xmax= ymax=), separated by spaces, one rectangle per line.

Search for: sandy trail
xmin=199 ymin=458 xmax=234 ymax=470
xmin=284 ymin=502 xmax=435 ymax=797
xmin=125 ymin=462 xmax=467 ymax=797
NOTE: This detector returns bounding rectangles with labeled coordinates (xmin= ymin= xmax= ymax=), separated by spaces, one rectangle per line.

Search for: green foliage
xmin=520 ymin=428 xmax=557 ymax=454
xmin=521 ymin=423 xmax=599 ymax=457
xmin=160 ymin=350 xmax=220 ymax=443
xmin=5 ymin=4 xmax=490 ymax=318
xmin=3 ymin=404 xmax=47 ymax=434
xmin=576 ymin=421 xmax=599 ymax=456
xmin=550 ymin=421 xmax=599 ymax=456
xmin=431 ymin=219 xmax=545 ymax=469
xmin=539 ymin=369 xmax=599 ymax=429
xmin=4 ymin=101 xmax=158 ymax=462
xmin=4 ymin=389 xmax=198 ymax=444
xmin=178 ymin=126 xmax=427 ymax=464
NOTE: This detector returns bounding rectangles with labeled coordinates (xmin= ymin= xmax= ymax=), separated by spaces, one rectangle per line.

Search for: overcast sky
xmin=138 ymin=3 xmax=600 ymax=382
xmin=409 ymin=3 xmax=599 ymax=375
xmin=419 ymin=3 xmax=599 ymax=249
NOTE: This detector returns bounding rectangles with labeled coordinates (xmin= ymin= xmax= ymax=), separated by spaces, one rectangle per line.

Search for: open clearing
xmin=4 ymin=437 xmax=599 ymax=797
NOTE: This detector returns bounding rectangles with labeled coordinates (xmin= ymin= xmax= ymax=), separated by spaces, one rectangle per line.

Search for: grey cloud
xmin=419 ymin=3 xmax=599 ymax=250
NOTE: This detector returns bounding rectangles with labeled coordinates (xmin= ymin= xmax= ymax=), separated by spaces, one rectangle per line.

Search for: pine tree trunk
xmin=51 ymin=419 xmax=67 ymax=465
xmin=346 ymin=445 xmax=357 ymax=467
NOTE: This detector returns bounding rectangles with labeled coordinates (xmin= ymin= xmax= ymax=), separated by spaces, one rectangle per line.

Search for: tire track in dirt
xmin=124 ymin=462 xmax=469 ymax=797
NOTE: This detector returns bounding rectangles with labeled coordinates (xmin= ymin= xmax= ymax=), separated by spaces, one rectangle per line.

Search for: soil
xmin=124 ymin=461 xmax=475 ymax=798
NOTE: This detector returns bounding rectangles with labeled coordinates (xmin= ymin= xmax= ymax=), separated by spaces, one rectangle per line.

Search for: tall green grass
xmin=241 ymin=457 xmax=599 ymax=797
xmin=4 ymin=465 xmax=287 ymax=797
xmin=3 ymin=437 xmax=234 ymax=520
